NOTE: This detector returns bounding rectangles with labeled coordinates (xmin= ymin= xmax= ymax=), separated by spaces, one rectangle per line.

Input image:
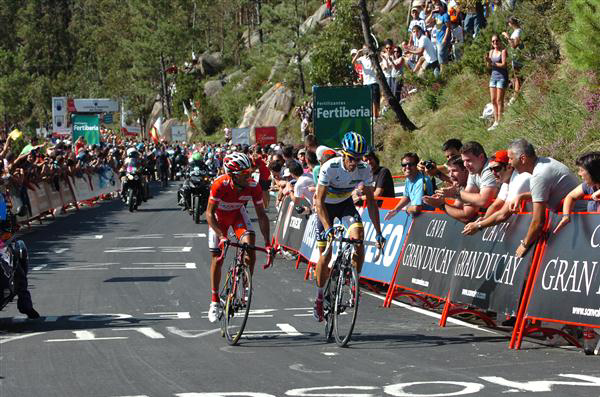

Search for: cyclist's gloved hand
xmin=321 ymin=227 xmax=335 ymax=241
xmin=375 ymin=233 xmax=386 ymax=248
xmin=218 ymin=236 xmax=228 ymax=251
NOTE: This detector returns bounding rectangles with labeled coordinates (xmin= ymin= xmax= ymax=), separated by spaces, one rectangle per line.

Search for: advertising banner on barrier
xmin=300 ymin=214 xmax=320 ymax=263
xmin=275 ymin=197 xmax=308 ymax=251
xmin=394 ymin=212 xmax=464 ymax=297
xmin=359 ymin=208 xmax=412 ymax=284
xmin=313 ymin=85 xmax=372 ymax=150
xmin=527 ymin=213 xmax=600 ymax=326
xmin=273 ymin=196 xmax=292 ymax=246
xmin=448 ymin=214 xmax=535 ymax=316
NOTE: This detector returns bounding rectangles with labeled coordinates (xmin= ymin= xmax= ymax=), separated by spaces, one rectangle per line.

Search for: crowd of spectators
xmin=349 ymin=0 xmax=524 ymax=125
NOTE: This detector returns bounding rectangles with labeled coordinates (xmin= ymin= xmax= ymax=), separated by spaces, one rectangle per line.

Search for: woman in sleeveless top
xmin=484 ymin=34 xmax=508 ymax=131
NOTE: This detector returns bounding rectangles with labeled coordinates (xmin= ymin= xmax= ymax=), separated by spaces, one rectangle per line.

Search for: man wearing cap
xmin=462 ymin=149 xmax=530 ymax=235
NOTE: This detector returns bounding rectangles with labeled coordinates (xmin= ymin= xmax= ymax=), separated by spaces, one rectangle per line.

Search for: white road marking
xmin=160 ymin=246 xmax=193 ymax=252
xmin=284 ymin=307 xmax=313 ymax=311
xmin=288 ymin=364 xmax=331 ymax=374
xmin=173 ymin=233 xmax=207 ymax=238
xmin=166 ymin=327 xmax=221 ymax=338
xmin=53 ymin=263 xmax=116 ymax=271
xmin=0 ymin=332 xmax=45 ymax=345
xmin=121 ymin=262 xmax=196 ymax=270
xmin=293 ymin=313 xmax=314 ymax=317
xmin=362 ymin=290 xmax=501 ymax=335
xmin=144 ymin=312 xmax=191 ymax=319
xmin=243 ymin=323 xmax=303 ymax=338
xmin=55 ymin=248 xmax=69 ymax=254
xmin=116 ymin=234 xmax=164 ymax=240
xmin=32 ymin=264 xmax=47 ymax=271
xmin=76 ymin=235 xmax=103 ymax=240
xmin=111 ymin=327 xmax=165 ymax=339
xmin=105 ymin=247 xmax=155 ymax=253
xmin=46 ymin=330 xmax=128 ymax=342
xmin=321 ymin=352 xmax=338 ymax=356
xmin=276 ymin=323 xmax=302 ymax=336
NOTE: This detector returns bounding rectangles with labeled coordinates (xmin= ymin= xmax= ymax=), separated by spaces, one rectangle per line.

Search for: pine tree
xmin=566 ymin=0 xmax=600 ymax=75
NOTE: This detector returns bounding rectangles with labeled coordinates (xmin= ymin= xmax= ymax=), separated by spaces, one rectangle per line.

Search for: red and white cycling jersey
xmin=208 ymin=174 xmax=263 ymax=213
xmin=207 ymin=174 xmax=264 ymax=251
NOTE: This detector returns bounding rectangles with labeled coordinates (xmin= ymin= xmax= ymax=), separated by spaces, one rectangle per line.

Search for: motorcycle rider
xmin=120 ymin=147 xmax=140 ymax=202
xmin=154 ymin=144 xmax=170 ymax=184
xmin=178 ymin=151 xmax=210 ymax=210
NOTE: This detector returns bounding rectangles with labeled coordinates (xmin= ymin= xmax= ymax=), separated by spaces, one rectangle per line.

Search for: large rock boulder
xmin=300 ymin=4 xmax=329 ymax=34
xmin=224 ymin=70 xmax=243 ymax=84
xmin=204 ymin=80 xmax=224 ymax=97
xmin=239 ymin=83 xmax=294 ymax=129
xmin=238 ymin=105 xmax=257 ymax=130
xmin=145 ymin=97 xmax=162 ymax=134
xmin=187 ymin=52 xmax=223 ymax=77
xmin=242 ymin=30 xmax=261 ymax=48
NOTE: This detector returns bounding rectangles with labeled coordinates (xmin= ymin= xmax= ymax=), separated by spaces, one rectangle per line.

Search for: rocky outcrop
xmin=239 ymin=83 xmax=294 ymax=129
xmin=184 ymin=52 xmax=223 ymax=77
xmin=145 ymin=98 xmax=162 ymax=134
xmin=300 ymin=4 xmax=330 ymax=34
xmin=204 ymin=80 xmax=224 ymax=97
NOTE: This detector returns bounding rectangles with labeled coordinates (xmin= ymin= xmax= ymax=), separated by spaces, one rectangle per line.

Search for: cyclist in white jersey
xmin=312 ymin=132 xmax=386 ymax=322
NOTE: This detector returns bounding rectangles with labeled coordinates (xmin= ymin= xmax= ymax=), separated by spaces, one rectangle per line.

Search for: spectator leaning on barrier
xmin=434 ymin=141 xmax=499 ymax=222
xmin=507 ymin=139 xmax=582 ymax=258
xmin=290 ymin=157 xmax=315 ymax=214
xmin=304 ymin=134 xmax=318 ymax=154
xmin=418 ymin=138 xmax=463 ymax=186
xmin=314 ymin=146 xmax=338 ymax=185
xmin=385 ymin=152 xmax=434 ymax=220
xmin=553 ymin=152 xmax=600 ymax=234
xmin=462 ymin=149 xmax=531 ymax=235
xmin=423 ymin=155 xmax=472 ymax=222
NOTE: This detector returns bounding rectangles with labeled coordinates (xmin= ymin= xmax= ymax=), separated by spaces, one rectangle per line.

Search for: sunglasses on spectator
xmin=490 ymin=164 xmax=506 ymax=173
xmin=402 ymin=162 xmax=417 ymax=167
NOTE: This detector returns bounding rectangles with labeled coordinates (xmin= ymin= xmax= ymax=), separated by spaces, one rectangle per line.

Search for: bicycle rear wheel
xmin=333 ymin=266 xmax=360 ymax=347
xmin=223 ymin=264 xmax=253 ymax=345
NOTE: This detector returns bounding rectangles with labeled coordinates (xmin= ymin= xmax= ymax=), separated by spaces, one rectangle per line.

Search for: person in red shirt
xmin=205 ymin=152 xmax=271 ymax=322
xmin=252 ymin=146 xmax=272 ymax=209
xmin=74 ymin=136 xmax=86 ymax=156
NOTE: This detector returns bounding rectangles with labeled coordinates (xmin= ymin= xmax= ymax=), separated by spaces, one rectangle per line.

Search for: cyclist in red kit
xmin=206 ymin=152 xmax=271 ymax=322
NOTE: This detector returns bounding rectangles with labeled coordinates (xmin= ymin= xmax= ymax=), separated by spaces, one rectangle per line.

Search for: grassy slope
xmin=378 ymin=40 xmax=600 ymax=176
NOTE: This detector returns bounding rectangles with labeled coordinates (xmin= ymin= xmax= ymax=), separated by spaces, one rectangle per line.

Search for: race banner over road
xmin=527 ymin=213 xmax=600 ymax=326
xmin=313 ymin=86 xmax=372 ymax=149
xmin=72 ymin=114 xmax=100 ymax=145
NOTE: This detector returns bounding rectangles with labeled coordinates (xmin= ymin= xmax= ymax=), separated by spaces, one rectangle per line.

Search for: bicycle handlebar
xmin=217 ymin=239 xmax=276 ymax=270
xmin=322 ymin=224 xmax=384 ymax=262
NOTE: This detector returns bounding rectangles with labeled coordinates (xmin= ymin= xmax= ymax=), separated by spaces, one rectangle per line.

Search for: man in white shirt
xmin=352 ymin=45 xmax=381 ymax=118
xmin=405 ymin=25 xmax=439 ymax=77
xmin=462 ymin=149 xmax=530 ymax=235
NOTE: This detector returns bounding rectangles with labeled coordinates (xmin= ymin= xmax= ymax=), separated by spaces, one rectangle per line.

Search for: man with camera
xmin=385 ymin=152 xmax=434 ymax=220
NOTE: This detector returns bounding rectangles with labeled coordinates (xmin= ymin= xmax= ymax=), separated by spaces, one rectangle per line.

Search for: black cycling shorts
xmin=315 ymin=198 xmax=362 ymax=247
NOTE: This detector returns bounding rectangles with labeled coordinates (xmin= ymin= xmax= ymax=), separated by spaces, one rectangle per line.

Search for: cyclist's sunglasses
xmin=343 ymin=153 xmax=361 ymax=163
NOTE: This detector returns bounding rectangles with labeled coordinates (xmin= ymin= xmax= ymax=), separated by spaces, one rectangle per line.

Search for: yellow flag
xmin=9 ymin=129 xmax=23 ymax=141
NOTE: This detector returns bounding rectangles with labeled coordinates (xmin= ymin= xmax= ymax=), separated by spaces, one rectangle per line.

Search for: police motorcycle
xmin=172 ymin=147 xmax=187 ymax=181
xmin=178 ymin=153 xmax=215 ymax=224
xmin=0 ymin=179 xmax=38 ymax=318
xmin=121 ymin=148 xmax=145 ymax=212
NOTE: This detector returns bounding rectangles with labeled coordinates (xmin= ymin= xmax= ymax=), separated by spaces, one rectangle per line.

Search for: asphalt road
xmin=1 ymin=182 xmax=599 ymax=397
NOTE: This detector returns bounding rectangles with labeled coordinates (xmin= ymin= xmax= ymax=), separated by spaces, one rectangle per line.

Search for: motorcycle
xmin=0 ymin=203 xmax=32 ymax=313
xmin=121 ymin=165 xmax=144 ymax=212
xmin=185 ymin=166 xmax=214 ymax=224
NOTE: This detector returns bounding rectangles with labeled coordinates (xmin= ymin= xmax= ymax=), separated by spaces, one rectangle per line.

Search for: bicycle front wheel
xmin=333 ymin=266 xmax=360 ymax=347
xmin=223 ymin=265 xmax=253 ymax=345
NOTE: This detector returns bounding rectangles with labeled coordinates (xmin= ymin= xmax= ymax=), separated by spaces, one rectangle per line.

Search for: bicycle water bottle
xmin=583 ymin=327 xmax=596 ymax=355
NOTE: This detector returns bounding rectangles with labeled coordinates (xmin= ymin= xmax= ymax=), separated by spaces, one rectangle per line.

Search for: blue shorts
xmin=489 ymin=75 xmax=508 ymax=89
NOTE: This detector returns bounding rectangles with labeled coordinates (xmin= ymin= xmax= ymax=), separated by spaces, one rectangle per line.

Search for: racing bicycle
xmin=322 ymin=224 xmax=382 ymax=347
xmin=217 ymin=239 xmax=275 ymax=345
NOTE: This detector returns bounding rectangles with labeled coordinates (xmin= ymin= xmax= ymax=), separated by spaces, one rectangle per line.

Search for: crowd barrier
xmin=272 ymin=196 xmax=600 ymax=350
xmin=9 ymin=169 xmax=122 ymax=226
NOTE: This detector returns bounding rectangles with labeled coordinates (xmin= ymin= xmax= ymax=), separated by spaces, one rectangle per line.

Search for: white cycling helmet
xmin=223 ymin=152 xmax=252 ymax=174
xmin=126 ymin=147 xmax=138 ymax=158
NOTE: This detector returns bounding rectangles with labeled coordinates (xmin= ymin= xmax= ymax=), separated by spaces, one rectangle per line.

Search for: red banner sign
xmin=255 ymin=127 xmax=277 ymax=146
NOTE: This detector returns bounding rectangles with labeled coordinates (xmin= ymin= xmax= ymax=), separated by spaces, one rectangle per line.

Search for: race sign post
xmin=313 ymin=85 xmax=372 ymax=149
xmin=231 ymin=127 xmax=250 ymax=146
xmin=255 ymin=127 xmax=277 ymax=147
xmin=72 ymin=114 xmax=100 ymax=145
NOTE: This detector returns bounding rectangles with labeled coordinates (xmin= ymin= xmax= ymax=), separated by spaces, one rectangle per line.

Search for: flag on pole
xmin=182 ymin=101 xmax=197 ymax=130
xmin=149 ymin=117 xmax=162 ymax=145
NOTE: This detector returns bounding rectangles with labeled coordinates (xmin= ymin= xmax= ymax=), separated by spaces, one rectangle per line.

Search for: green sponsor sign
xmin=72 ymin=114 xmax=100 ymax=145
xmin=313 ymin=85 xmax=372 ymax=150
